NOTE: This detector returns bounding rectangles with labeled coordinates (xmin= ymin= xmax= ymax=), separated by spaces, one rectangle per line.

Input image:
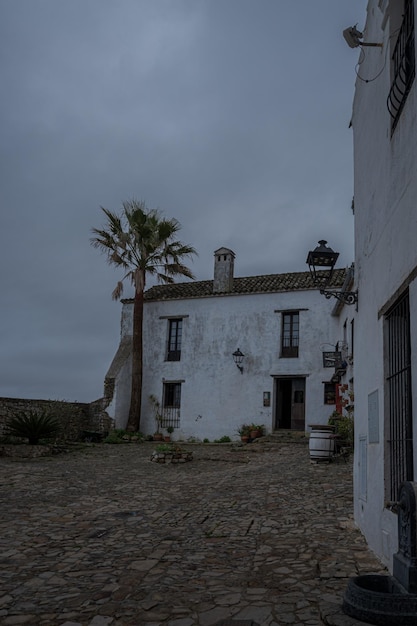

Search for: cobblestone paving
xmin=0 ymin=441 xmax=386 ymax=626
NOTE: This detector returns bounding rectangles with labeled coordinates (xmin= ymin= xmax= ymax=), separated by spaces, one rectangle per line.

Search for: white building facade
xmin=105 ymin=248 xmax=347 ymax=441
xmin=351 ymin=0 xmax=417 ymax=569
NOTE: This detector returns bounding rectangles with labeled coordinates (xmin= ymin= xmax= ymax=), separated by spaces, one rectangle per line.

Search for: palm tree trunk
xmin=126 ymin=285 xmax=143 ymax=432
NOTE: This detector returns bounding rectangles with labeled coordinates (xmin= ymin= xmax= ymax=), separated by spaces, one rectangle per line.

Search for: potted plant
xmin=149 ymin=394 xmax=164 ymax=441
xmin=255 ymin=424 xmax=265 ymax=437
xmin=328 ymin=405 xmax=354 ymax=453
xmin=164 ymin=425 xmax=174 ymax=442
xmin=237 ymin=424 xmax=251 ymax=443
xmin=249 ymin=423 xmax=264 ymax=439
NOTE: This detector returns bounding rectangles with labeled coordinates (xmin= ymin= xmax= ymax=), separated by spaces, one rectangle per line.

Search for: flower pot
xmin=164 ymin=436 xmax=171 ymax=442
xmin=241 ymin=435 xmax=249 ymax=443
xmin=153 ymin=433 xmax=163 ymax=441
xmin=250 ymin=430 xmax=260 ymax=439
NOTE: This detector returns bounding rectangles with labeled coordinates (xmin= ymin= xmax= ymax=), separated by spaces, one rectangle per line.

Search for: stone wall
xmin=0 ymin=397 xmax=114 ymax=442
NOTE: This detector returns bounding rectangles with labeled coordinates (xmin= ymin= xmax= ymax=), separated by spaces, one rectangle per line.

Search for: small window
xmin=162 ymin=382 xmax=181 ymax=428
xmin=324 ymin=383 xmax=336 ymax=405
xmin=281 ymin=312 xmax=299 ymax=358
xmin=167 ymin=319 xmax=182 ymax=361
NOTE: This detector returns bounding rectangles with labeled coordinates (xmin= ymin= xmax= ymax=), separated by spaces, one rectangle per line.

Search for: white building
xmin=105 ymin=247 xmax=347 ymax=441
xmin=350 ymin=0 xmax=417 ymax=569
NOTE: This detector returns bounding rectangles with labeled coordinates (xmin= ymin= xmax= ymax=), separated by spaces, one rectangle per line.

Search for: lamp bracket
xmin=320 ymin=288 xmax=358 ymax=306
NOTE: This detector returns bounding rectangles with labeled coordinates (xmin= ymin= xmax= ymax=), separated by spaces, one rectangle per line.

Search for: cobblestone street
xmin=0 ymin=440 xmax=386 ymax=626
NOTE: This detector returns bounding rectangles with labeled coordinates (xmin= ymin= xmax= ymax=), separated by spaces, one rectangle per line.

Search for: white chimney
xmin=213 ymin=247 xmax=235 ymax=293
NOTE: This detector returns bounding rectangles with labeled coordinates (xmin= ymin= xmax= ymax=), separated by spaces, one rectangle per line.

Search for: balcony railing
xmin=161 ymin=406 xmax=180 ymax=429
xmin=387 ymin=0 xmax=415 ymax=132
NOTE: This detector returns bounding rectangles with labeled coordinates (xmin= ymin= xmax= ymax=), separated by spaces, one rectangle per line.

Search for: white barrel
xmin=309 ymin=429 xmax=335 ymax=461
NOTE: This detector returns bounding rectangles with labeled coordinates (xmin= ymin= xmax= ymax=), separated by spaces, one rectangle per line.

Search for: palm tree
xmin=91 ymin=199 xmax=197 ymax=432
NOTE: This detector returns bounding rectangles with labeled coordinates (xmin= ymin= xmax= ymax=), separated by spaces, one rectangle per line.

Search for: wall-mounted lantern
xmin=306 ymin=240 xmax=358 ymax=306
xmin=232 ymin=348 xmax=245 ymax=374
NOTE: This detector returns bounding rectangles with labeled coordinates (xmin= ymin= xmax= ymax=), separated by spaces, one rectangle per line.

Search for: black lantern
xmin=232 ymin=348 xmax=245 ymax=374
xmin=306 ymin=240 xmax=358 ymax=306
xmin=306 ymin=240 xmax=339 ymax=288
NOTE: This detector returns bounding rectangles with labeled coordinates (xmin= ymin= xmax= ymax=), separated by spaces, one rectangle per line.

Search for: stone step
xmin=262 ymin=430 xmax=309 ymax=444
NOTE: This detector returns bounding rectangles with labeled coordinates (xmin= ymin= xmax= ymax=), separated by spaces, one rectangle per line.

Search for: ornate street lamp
xmin=306 ymin=240 xmax=358 ymax=306
xmin=232 ymin=348 xmax=245 ymax=374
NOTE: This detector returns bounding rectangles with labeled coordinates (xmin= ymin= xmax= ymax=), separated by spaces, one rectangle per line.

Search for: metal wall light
xmin=232 ymin=348 xmax=245 ymax=374
xmin=306 ymin=240 xmax=358 ymax=306
xmin=343 ymin=25 xmax=383 ymax=49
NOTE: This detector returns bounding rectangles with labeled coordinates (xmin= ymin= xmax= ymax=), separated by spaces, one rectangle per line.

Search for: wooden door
xmin=291 ymin=378 xmax=305 ymax=430
xmin=275 ymin=377 xmax=305 ymax=431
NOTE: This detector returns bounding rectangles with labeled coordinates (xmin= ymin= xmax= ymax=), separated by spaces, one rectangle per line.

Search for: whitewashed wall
xmin=108 ymin=286 xmax=341 ymax=441
xmin=352 ymin=0 xmax=417 ymax=569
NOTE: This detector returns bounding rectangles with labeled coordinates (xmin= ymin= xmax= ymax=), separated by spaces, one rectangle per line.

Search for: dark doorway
xmin=275 ymin=377 xmax=306 ymax=430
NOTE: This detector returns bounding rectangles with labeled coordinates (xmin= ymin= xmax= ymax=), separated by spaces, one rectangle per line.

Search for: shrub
xmin=328 ymin=411 xmax=354 ymax=447
xmin=5 ymin=409 xmax=60 ymax=445
xmin=155 ymin=443 xmax=185 ymax=453
xmin=335 ymin=415 xmax=354 ymax=446
xmin=114 ymin=428 xmax=128 ymax=437
xmin=103 ymin=430 xmax=144 ymax=443
xmin=214 ymin=435 xmax=231 ymax=443
xmin=103 ymin=432 xmax=125 ymax=444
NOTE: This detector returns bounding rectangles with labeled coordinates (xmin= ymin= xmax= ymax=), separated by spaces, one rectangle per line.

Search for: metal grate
xmin=387 ymin=0 xmax=415 ymax=133
xmin=162 ymin=382 xmax=181 ymax=428
xmin=386 ymin=290 xmax=413 ymax=500
xmin=161 ymin=406 xmax=180 ymax=428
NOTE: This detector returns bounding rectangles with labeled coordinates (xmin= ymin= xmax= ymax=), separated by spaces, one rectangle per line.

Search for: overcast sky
xmin=0 ymin=1 xmax=366 ymax=402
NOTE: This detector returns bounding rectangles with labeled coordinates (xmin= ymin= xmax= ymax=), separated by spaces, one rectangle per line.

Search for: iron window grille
xmin=324 ymin=382 xmax=336 ymax=405
xmin=162 ymin=382 xmax=181 ymax=428
xmin=386 ymin=290 xmax=413 ymax=501
xmin=387 ymin=0 xmax=415 ymax=133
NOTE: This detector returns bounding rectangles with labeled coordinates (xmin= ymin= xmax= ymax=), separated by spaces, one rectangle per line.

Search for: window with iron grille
xmin=162 ymin=382 xmax=181 ymax=428
xmin=387 ymin=0 xmax=415 ymax=133
xmin=385 ymin=290 xmax=413 ymax=501
xmin=167 ymin=318 xmax=182 ymax=361
xmin=324 ymin=382 xmax=336 ymax=405
xmin=281 ymin=311 xmax=299 ymax=358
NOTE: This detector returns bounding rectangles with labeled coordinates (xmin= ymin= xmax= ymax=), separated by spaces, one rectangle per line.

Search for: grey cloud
xmin=0 ymin=0 xmax=365 ymax=400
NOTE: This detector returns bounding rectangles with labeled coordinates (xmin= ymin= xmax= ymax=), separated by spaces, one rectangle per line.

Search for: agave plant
xmin=6 ymin=409 xmax=60 ymax=445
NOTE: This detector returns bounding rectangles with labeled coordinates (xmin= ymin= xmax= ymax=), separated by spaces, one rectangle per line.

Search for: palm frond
xmin=163 ymin=262 xmax=196 ymax=280
xmin=112 ymin=281 xmax=124 ymax=301
xmin=156 ymin=273 xmax=175 ymax=284
xmin=92 ymin=200 xmax=197 ymax=298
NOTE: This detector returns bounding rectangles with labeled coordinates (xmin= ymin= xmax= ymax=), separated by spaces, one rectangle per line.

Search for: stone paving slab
xmin=0 ymin=442 xmax=386 ymax=625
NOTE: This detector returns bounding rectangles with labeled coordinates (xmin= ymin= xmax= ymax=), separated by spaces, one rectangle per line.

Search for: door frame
xmin=273 ymin=376 xmax=306 ymax=431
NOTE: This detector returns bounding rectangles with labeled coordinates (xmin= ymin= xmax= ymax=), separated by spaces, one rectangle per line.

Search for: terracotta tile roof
xmin=122 ymin=268 xmax=347 ymax=303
